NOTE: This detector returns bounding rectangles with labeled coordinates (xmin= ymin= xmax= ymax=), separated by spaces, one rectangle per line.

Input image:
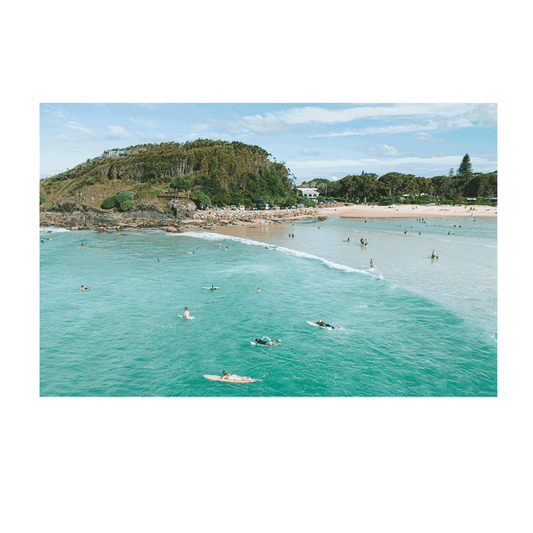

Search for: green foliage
xmin=170 ymin=176 xmax=192 ymax=191
xmin=101 ymin=196 xmax=116 ymax=209
xmin=190 ymin=190 xmax=211 ymax=209
xmin=115 ymin=191 xmax=134 ymax=211
xmin=458 ymin=154 xmax=473 ymax=177
xmin=101 ymin=191 xmax=134 ymax=211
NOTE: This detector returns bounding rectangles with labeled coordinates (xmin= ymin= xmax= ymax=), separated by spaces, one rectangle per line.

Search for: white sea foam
xmin=177 ymin=231 xmax=371 ymax=275
xmin=40 ymin=226 xmax=71 ymax=233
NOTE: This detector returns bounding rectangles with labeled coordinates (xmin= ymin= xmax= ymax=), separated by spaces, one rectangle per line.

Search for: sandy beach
xmin=316 ymin=203 xmax=497 ymax=219
xmin=179 ymin=202 xmax=496 ymax=235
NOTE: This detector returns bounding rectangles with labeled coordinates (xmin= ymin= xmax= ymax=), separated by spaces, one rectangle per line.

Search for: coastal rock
xmin=169 ymin=199 xmax=196 ymax=219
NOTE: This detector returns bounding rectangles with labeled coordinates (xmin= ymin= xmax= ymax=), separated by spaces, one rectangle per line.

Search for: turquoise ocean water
xmin=40 ymin=215 xmax=497 ymax=396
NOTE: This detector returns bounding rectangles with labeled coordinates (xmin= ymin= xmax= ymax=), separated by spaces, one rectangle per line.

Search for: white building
xmin=297 ymin=187 xmax=319 ymax=199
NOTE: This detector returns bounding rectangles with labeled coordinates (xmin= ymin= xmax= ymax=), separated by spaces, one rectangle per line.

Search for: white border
xmin=18 ymin=84 xmax=517 ymax=418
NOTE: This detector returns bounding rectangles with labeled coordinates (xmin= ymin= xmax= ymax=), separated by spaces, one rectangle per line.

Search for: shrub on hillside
xmin=101 ymin=196 xmax=116 ymax=209
xmin=115 ymin=191 xmax=134 ymax=212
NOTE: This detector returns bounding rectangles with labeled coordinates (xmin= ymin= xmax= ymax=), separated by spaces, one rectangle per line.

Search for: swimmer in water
xmin=370 ymin=259 xmax=375 ymax=268
xmin=430 ymin=250 xmax=438 ymax=259
xmin=218 ymin=242 xmax=221 ymax=247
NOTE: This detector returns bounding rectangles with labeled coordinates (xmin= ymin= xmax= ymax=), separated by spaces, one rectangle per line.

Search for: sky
xmin=40 ymin=103 xmax=497 ymax=185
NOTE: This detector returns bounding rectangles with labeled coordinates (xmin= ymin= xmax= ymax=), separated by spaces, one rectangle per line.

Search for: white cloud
xmin=134 ymin=103 xmax=160 ymax=110
xmin=289 ymin=154 xmax=497 ymax=170
xmin=278 ymin=103 xmax=486 ymax=125
xmin=300 ymin=148 xmax=320 ymax=157
xmin=104 ymin=125 xmax=133 ymax=140
xmin=360 ymin=144 xmax=408 ymax=157
xmin=309 ymin=122 xmax=440 ymax=138
xmin=64 ymin=121 xmax=94 ymax=134
xmin=56 ymin=133 xmax=94 ymax=142
xmin=136 ymin=131 xmax=168 ymax=141
xmin=239 ymin=113 xmax=290 ymax=133
xmin=130 ymin=118 xmax=158 ymax=128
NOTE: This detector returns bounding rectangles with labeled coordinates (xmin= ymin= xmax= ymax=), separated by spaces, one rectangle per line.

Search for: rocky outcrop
xmin=41 ymin=199 xmax=196 ymax=231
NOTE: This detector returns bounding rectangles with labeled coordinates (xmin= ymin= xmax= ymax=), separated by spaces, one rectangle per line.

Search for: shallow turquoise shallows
xmin=40 ymin=216 xmax=497 ymax=396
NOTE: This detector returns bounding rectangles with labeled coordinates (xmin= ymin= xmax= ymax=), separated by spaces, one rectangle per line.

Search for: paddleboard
xmin=306 ymin=320 xmax=342 ymax=330
xmin=203 ymin=374 xmax=257 ymax=383
xmin=178 ymin=315 xmax=195 ymax=319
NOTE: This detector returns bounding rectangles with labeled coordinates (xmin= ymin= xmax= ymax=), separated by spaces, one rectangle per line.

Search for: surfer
xmin=370 ymin=259 xmax=375 ymax=268
xmin=210 ymin=285 xmax=218 ymax=291
xmin=81 ymin=242 xmax=86 ymax=246
xmin=221 ymin=370 xmax=250 ymax=381
xmin=317 ymin=319 xmax=332 ymax=328
xmin=183 ymin=307 xmax=190 ymax=318
xmin=79 ymin=285 xmax=92 ymax=291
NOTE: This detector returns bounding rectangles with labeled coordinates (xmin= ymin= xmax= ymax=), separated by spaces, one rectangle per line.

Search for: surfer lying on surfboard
xmin=221 ymin=371 xmax=254 ymax=381
xmin=307 ymin=320 xmax=342 ymax=330
xmin=78 ymin=285 xmax=92 ymax=291
xmin=202 ymin=285 xmax=219 ymax=290
xmin=254 ymin=337 xmax=281 ymax=346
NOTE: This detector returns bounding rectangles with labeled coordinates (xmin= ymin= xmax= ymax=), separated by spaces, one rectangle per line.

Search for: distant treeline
xmin=308 ymin=170 xmax=497 ymax=204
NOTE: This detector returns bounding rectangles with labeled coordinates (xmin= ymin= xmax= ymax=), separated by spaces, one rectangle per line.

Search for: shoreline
xmin=39 ymin=202 xmax=496 ymax=234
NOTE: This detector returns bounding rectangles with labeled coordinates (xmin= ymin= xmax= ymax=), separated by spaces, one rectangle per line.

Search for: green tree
xmin=170 ymin=176 xmax=192 ymax=191
xmin=458 ymin=154 xmax=473 ymax=177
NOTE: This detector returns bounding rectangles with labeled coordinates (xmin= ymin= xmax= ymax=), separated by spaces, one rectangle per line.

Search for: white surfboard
xmin=178 ymin=315 xmax=195 ymax=319
xmin=202 ymin=287 xmax=219 ymax=290
xmin=306 ymin=320 xmax=342 ymax=330
xmin=203 ymin=374 xmax=257 ymax=383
